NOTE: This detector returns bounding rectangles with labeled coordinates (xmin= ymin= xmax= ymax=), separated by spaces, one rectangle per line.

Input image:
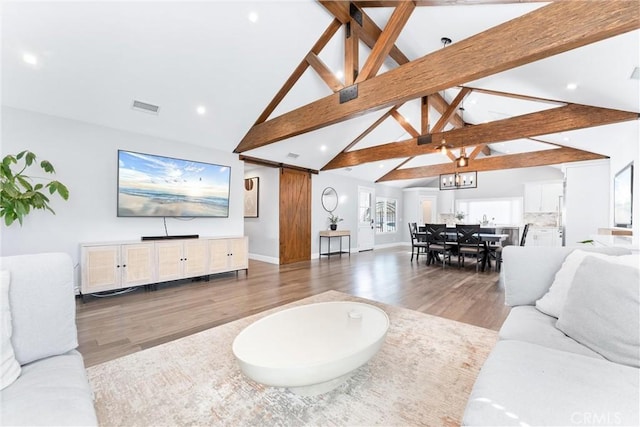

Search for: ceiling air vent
xmin=132 ymin=100 xmax=160 ymax=114
xmin=286 ymin=152 xmax=300 ymax=159
xmin=631 ymin=67 xmax=640 ymax=80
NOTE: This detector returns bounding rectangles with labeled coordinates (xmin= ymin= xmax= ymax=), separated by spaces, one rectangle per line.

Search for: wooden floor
xmin=76 ymin=246 xmax=510 ymax=367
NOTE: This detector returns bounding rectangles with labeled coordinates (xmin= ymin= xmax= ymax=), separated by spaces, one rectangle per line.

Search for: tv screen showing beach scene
xmin=118 ymin=150 xmax=231 ymax=217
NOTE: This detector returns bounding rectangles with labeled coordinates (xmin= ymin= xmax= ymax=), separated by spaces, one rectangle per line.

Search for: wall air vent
xmin=286 ymin=152 xmax=300 ymax=159
xmin=132 ymin=100 xmax=160 ymax=114
xmin=631 ymin=67 xmax=640 ymax=80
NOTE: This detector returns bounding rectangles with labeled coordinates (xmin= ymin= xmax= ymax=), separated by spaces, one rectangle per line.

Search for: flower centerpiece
xmin=328 ymin=213 xmax=343 ymax=230
xmin=454 ymin=211 xmax=466 ymax=223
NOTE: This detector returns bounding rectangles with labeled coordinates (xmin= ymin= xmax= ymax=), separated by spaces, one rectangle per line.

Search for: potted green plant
xmin=1 ymin=150 xmax=69 ymax=226
xmin=328 ymin=213 xmax=343 ymax=230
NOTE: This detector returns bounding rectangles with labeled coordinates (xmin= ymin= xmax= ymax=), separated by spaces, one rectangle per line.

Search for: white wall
xmin=1 ymin=107 xmax=245 ymax=279
xmin=311 ymin=171 xmax=405 ymax=257
xmin=244 ymin=166 xmax=279 ymax=263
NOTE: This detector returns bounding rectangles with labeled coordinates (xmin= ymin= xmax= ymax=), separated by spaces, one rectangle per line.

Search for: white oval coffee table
xmin=232 ymin=301 xmax=389 ymax=396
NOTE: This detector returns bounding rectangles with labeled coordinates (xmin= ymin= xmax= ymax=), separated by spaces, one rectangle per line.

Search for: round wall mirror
xmin=321 ymin=187 xmax=338 ymax=213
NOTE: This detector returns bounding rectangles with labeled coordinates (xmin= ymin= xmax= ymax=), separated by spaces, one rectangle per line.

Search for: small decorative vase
xmin=330 ymin=224 xmax=337 ymax=231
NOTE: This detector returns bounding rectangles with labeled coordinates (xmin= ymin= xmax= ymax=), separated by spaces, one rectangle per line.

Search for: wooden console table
xmin=319 ymin=230 xmax=351 ymax=257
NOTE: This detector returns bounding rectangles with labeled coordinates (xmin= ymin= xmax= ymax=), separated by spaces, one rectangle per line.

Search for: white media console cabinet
xmin=80 ymin=236 xmax=248 ymax=295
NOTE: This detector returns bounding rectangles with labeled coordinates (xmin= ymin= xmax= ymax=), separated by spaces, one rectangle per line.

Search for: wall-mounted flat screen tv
xmin=117 ymin=150 xmax=231 ymax=217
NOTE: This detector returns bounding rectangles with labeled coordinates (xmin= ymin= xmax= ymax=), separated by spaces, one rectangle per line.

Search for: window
xmin=455 ymin=197 xmax=523 ymax=225
xmin=375 ymin=197 xmax=397 ymax=233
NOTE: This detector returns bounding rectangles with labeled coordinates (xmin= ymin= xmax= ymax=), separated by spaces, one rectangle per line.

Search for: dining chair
xmin=493 ymin=223 xmax=531 ymax=272
xmin=455 ymin=224 xmax=484 ymax=271
xmin=408 ymin=222 xmax=428 ymax=262
xmin=424 ymin=223 xmax=454 ymax=267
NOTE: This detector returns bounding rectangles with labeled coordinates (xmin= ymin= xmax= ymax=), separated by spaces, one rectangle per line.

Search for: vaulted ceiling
xmin=2 ymin=1 xmax=639 ymax=188
xmin=236 ymin=0 xmax=639 ymax=185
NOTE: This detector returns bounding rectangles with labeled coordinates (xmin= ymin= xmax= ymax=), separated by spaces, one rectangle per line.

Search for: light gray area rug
xmin=86 ymin=291 xmax=498 ymax=426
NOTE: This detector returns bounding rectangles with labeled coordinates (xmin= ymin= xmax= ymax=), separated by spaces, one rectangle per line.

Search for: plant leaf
xmin=41 ymin=160 xmax=55 ymax=173
xmin=24 ymin=151 xmax=36 ymax=167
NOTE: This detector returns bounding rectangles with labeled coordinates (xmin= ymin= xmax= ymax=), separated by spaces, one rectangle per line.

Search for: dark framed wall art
xmin=244 ymin=177 xmax=259 ymax=218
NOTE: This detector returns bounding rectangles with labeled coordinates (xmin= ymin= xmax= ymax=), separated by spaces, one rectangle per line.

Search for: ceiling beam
xmin=236 ymin=1 xmax=638 ymax=152
xmin=345 ymin=21 xmax=360 ymax=85
xmin=319 ymin=1 xmax=411 ymax=66
xmin=305 ymin=52 xmax=344 ymax=92
xmin=431 ymin=87 xmax=471 ymax=133
xmin=377 ymin=147 xmax=607 ymax=182
xmin=355 ymin=1 xmax=547 ymax=7
xmin=239 ymin=155 xmax=319 ymax=174
xmin=356 ymin=1 xmax=415 ymax=82
xmin=429 ymin=93 xmax=464 ymax=128
xmin=321 ymin=103 xmax=638 ymax=170
xmin=341 ymin=106 xmax=401 ymax=152
xmin=253 ymin=18 xmax=341 ymax=125
xmin=390 ymin=109 xmax=420 ymax=137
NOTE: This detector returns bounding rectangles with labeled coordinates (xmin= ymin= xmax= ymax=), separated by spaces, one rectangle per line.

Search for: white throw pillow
xmin=556 ymin=256 xmax=640 ymax=368
xmin=1 ymin=270 xmax=21 ymax=390
xmin=535 ymin=250 xmax=638 ymax=318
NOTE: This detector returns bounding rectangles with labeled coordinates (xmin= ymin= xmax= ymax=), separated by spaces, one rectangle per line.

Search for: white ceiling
xmin=2 ymin=1 xmax=639 ymax=188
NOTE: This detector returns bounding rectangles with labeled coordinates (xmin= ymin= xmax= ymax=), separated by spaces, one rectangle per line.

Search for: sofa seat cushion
xmin=0 ymin=350 xmax=97 ymax=426
xmin=463 ymin=340 xmax=639 ymax=426
xmin=499 ymin=306 xmax=604 ymax=359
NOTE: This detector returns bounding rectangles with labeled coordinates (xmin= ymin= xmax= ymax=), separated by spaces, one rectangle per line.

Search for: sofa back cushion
xmin=536 ymin=250 xmax=639 ymax=318
xmin=502 ymin=246 xmax=631 ymax=307
xmin=556 ymin=255 xmax=640 ymax=368
xmin=1 ymin=270 xmax=21 ymax=389
xmin=1 ymin=253 xmax=78 ymax=365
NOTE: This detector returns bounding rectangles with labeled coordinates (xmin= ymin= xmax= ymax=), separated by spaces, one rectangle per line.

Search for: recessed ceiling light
xmin=563 ymin=136 xmax=570 ymax=142
xmin=22 ymin=53 xmax=38 ymax=66
xmin=248 ymin=12 xmax=258 ymax=23
xmin=335 ymin=70 xmax=344 ymax=80
xmin=320 ymin=145 xmax=327 ymax=152
xmin=566 ymin=83 xmax=578 ymax=90
xmin=379 ymin=164 xmax=385 ymax=168
xmin=196 ymin=106 xmax=206 ymax=115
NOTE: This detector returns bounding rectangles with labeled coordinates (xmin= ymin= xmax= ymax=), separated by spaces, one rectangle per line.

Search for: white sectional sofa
xmin=1 ymin=253 xmax=97 ymax=426
xmin=463 ymin=246 xmax=639 ymax=426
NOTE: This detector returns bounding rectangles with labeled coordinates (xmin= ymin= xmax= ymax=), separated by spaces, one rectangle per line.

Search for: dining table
xmin=415 ymin=228 xmax=509 ymax=271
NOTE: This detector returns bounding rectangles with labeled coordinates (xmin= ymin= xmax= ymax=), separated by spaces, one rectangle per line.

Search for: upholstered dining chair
xmin=456 ymin=224 xmax=484 ymax=271
xmin=408 ymin=222 xmax=429 ymax=262
xmin=424 ymin=223 xmax=454 ymax=267
xmin=492 ymin=223 xmax=531 ymax=272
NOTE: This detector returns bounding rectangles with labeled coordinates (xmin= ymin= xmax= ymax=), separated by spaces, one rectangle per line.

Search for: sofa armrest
xmin=502 ymin=246 xmax=631 ymax=307
xmin=1 ymin=253 xmax=78 ymax=365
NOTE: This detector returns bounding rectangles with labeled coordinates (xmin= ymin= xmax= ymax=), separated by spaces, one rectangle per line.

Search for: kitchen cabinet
xmin=524 ymin=181 xmax=563 ymax=212
xmin=525 ymin=228 xmax=562 ymax=247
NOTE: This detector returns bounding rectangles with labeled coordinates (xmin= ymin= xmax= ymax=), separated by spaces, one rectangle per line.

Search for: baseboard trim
xmin=248 ymin=253 xmax=279 ymax=264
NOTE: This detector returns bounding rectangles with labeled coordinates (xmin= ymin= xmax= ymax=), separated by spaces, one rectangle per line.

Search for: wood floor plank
xmin=76 ymin=246 xmax=510 ymax=367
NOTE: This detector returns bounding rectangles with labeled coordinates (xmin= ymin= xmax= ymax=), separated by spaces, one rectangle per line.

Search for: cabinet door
xmin=183 ymin=240 xmax=208 ymax=277
xmin=121 ymin=244 xmax=154 ymax=286
xmin=540 ymin=182 xmax=563 ymax=212
xmin=524 ymin=183 xmax=542 ymax=212
xmin=82 ymin=245 xmax=121 ymax=293
xmin=228 ymin=238 xmax=248 ymax=270
xmin=156 ymin=242 xmax=184 ymax=282
xmin=208 ymin=239 xmax=229 ymax=273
